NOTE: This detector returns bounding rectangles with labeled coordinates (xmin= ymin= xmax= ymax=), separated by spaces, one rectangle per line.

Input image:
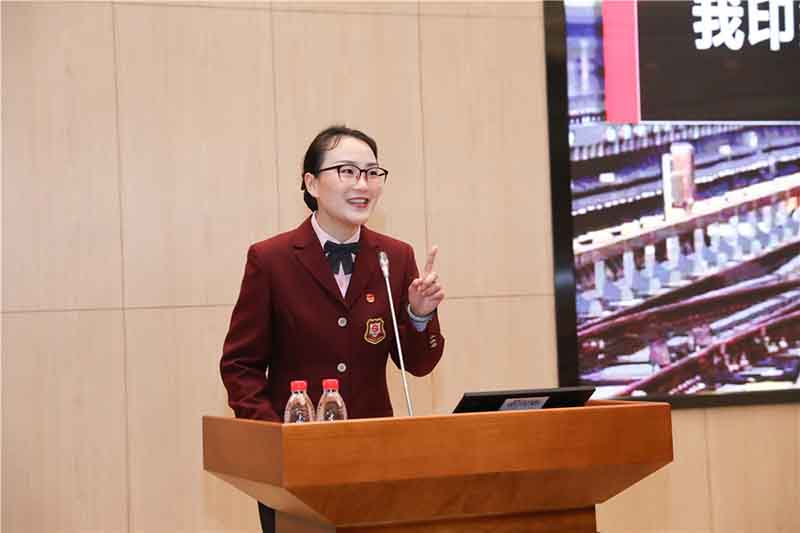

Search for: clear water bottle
xmin=283 ymin=380 xmax=315 ymax=423
xmin=316 ymin=379 xmax=348 ymax=421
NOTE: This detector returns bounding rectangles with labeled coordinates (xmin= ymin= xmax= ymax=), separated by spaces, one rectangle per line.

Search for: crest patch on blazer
xmin=364 ymin=317 xmax=386 ymax=345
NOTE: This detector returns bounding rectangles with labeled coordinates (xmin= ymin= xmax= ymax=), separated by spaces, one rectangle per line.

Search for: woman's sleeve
xmin=388 ymin=243 xmax=445 ymax=377
xmin=220 ymin=245 xmax=280 ymax=421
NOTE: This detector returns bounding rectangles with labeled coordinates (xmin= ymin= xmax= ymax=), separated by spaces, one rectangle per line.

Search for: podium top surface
xmin=203 ymin=400 xmax=672 ymax=489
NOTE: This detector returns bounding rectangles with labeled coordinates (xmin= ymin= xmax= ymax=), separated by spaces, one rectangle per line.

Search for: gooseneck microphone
xmin=378 ymin=251 xmax=414 ymax=416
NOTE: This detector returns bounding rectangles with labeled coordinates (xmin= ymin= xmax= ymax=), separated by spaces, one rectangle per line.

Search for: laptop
xmin=452 ymin=386 xmax=595 ymax=414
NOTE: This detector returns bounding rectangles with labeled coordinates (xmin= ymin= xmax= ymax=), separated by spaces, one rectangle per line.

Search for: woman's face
xmin=304 ymin=135 xmax=384 ymax=240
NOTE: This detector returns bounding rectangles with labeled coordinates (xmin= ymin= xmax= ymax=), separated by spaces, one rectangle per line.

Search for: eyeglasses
xmin=319 ymin=164 xmax=389 ymax=185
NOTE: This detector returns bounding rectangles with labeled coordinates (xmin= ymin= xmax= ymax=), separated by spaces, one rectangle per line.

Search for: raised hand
xmin=408 ymin=245 xmax=445 ymax=317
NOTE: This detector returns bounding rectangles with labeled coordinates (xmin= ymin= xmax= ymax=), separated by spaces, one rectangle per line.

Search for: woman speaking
xmin=220 ymin=125 xmax=446 ymax=532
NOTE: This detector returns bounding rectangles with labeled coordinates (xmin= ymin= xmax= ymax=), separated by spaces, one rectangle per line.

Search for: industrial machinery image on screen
xmin=566 ymin=0 xmax=800 ymax=399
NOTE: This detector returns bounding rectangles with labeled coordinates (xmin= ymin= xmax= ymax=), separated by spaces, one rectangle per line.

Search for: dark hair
xmin=301 ymin=125 xmax=379 ymax=211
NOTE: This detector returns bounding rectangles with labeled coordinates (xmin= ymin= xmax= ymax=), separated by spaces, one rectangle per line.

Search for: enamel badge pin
xmin=364 ymin=317 xmax=386 ymax=345
xmin=366 ymin=293 xmax=375 ymax=303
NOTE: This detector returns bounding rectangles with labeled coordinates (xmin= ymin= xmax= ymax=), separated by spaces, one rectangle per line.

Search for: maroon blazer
xmin=220 ymin=216 xmax=445 ymax=422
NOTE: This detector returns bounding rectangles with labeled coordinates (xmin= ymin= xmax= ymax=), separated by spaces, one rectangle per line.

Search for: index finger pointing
xmin=423 ymin=245 xmax=438 ymax=274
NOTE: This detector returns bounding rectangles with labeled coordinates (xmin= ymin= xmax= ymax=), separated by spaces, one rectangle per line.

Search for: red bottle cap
xmin=290 ymin=380 xmax=307 ymax=392
xmin=322 ymin=378 xmax=339 ymax=390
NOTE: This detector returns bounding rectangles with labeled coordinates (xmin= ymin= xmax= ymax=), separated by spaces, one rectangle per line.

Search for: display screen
xmin=548 ymin=0 xmax=800 ymax=406
xmin=637 ymin=1 xmax=800 ymax=121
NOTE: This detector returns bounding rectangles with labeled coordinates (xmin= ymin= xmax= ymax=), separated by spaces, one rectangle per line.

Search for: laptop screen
xmin=453 ymin=386 xmax=595 ymax=414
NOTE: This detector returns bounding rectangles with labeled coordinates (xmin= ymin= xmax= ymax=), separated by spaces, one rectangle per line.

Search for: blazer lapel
xmin=292 ymin=217 xmax=346 ymax=306
xmin=345 ymin=226 xmax=381 ymax=309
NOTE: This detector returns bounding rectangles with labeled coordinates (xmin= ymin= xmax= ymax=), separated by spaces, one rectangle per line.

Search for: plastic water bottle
xmin=316 ymin=379 xmax=348 ymax=421
xmin=283 ymin=380 xmax=315 ymax=423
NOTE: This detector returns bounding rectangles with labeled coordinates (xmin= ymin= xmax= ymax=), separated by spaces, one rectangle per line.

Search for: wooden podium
xmin=203 ymin=400 xmax=672 ymax=532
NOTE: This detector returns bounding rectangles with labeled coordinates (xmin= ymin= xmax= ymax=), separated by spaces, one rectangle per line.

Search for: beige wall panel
xmin=597 ymin=408 xmax=713 ymax=533
xmin=420 ymin=14 xmax=553 ymax=298
xmin=115 ymin=4 xmax=277 ymax=308
xmin=273 ymin=1 xmax=417 ymax=15
xmin=420 ymin=1 xmax=542 ymax=18
xmin=430 ymin=295 xmax=558 ymax=414
xmin=126 ymin=307 xmax=258 ymax=533
xmin=2 ymin=311 xmax=127 ymax=533
xmin=272 ymin=11 xmax=428 ymax=259
xmin=706 ymin=404 xmax=799 ymax=533
xmin=386 ymin=364 xmax=433 ymax=417
xmin=2 ymin=3 xmax=122 ymax=311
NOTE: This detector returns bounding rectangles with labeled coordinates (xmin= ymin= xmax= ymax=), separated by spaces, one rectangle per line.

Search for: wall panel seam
xmin=416 ymin=1 xmax=430 ymax=263
xmin=795 ymin=407 xmax=800 ymax=531
xmin=113 ymin=1 xmax=268 ymax=12
xmin=110 ymin=4 xmax=132 ymax=532
xmin=0 ymin=296 xmax=556 ymax=311
xmin=270 ymin=7 xmax=417 ymax=17
xmin=419 ymin=12 xmax=542 ymax=21
xmin=704 ymin=409 xmax=717 ymax=533
xmin=447 ymin=293 xmax=553 ymax=301
xmin=265 ymin=8 xmax=541 ymax=20
xmin=2 ymin=308 xmax=126 ymax=315
xmin=268 ymin=4 xmax=282 ymax=230
xmin=417 ymin=0 xmax=435 ymax=410
xmin=2 ymin=304 xmax=235 ymax=315
xmin=0 ymin=0 xmax=4 ymax=527
xmin=6 ymin=1 xmax=110 ymax=6
xmin=126 ymin=303 xmax=234 ymax=311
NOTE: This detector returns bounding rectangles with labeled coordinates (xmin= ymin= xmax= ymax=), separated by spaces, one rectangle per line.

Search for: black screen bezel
xmin=543 ymin=1 xmax=800 ymax=410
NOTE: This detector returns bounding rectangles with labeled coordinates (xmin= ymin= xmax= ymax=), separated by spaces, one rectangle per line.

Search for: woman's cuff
xmin=407 ymin=304 xmax=434 ymax=332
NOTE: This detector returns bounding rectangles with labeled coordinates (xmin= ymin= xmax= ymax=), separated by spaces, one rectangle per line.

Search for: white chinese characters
xmin=748 ymin=0 xmax=795 ymax=50
xmin=693 ymin=0 xmax=798 ymax=51
xmin=693 ymin=0 xmax=746 ymax=50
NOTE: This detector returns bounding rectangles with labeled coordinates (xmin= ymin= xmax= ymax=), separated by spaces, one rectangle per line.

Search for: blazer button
xmin=337 ymin=362 xmax=347 ymax=373
xmin=337 ymin=317 xmax=348 ymax=327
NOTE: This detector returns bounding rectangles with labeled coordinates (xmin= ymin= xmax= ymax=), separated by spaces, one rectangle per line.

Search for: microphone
xmin=379 ymin=250 xmax=390 ymax=278
xmin=378 ymin=251 xmax=414 ymax=416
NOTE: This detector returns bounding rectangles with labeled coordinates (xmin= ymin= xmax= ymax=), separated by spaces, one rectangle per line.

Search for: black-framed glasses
xmin=318 ymin=164 xmax=389 ymax=185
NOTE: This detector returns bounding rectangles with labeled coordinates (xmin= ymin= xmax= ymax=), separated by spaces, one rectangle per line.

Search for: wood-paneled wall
xmin=2 ymin=2 xmax=799 ymax=532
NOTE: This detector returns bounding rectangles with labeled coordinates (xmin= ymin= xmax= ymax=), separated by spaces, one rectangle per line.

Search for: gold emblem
xmin=364 ymin=317 xmax=386 ymax=345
